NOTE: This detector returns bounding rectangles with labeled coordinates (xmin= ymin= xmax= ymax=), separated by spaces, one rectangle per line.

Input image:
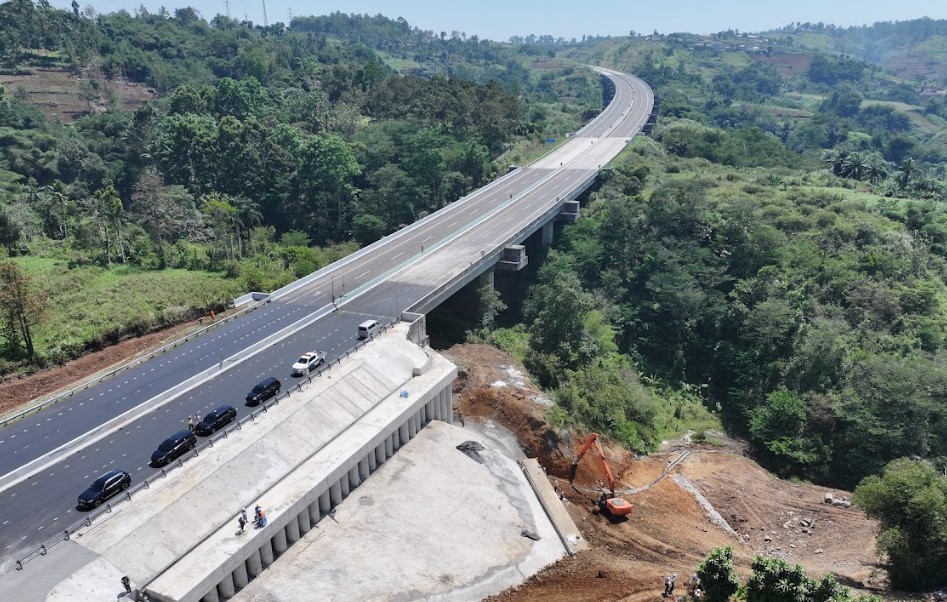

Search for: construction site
xmin=446 ymin=344 xmax=887 ymax=602
xmin=0 ymin=329 xmax=888 ymax=601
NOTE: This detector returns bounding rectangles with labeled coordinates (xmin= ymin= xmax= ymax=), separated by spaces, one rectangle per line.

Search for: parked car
xmin=150 ymin=429 xmax=197 ymax=466
xmin=196 ymin=405 xmax=237 ymax=436
xmin=291 ymin=351 xmax=326 ymax=377
xmin=245 ymin=376 xmax=280 ymax=406
xmin=78 ymin=469 xmax=131 ymax=509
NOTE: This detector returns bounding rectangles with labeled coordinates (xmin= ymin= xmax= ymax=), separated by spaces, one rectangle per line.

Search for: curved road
xmin=0 ymin=68 xmax=652 ymax=571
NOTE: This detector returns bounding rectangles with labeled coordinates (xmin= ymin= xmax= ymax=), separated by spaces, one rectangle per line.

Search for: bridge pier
xmin=542 ymin=221 xmax=554 ymax=245
xmin=478 ymin=267 xmax=495 ymax=288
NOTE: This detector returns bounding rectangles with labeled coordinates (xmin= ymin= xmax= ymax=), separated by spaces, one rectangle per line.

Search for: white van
xmin=357 ymin=319 xmax=380 ymax=339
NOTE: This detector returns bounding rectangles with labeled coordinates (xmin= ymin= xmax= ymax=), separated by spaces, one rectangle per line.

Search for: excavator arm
xmin=568 ymin=433 xmax=618 ymax=495
xmin=568 ymin=432 xmax=633 ymax=517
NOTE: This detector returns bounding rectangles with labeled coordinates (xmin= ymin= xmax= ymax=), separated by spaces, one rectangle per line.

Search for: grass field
xmin=7 ymin=257 xmax=240 ymax=367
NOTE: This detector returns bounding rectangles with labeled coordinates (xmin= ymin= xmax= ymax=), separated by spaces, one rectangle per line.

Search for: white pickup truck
xmin=291 ymin=351 xmax=327 ymax=376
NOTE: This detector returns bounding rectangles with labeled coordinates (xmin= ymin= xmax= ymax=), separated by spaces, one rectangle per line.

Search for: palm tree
xmin=896 ymin=157 xmax=915 ymax=190
xmin=841 ymin=152 xmax=866 ymax=181
xmin=41 ymin=182 xmax=71 ymax=240
xmin=231 ymin=196 xmax=263 ymax=259
xmin=864 ymin=155 xmax=889 ymax=184
xmin=823 ymin=148 xmax=848 ymax=177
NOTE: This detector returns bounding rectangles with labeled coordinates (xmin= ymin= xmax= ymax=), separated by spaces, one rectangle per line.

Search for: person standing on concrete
xmin=193 ymin=414 xmax=201 ymax=430
xmin=241 ymin=508 xmax=248 ymax=523
xmin=121 ymin=575 xmax=131 ymax=594
xmin=238 ymin=515 xmax=246 ymax=533
xmin=187 ymin=416 xmax=194 ymax=432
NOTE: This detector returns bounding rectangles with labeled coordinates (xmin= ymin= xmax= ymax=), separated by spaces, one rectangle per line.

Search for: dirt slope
xmin=0 ymin=334 xmax=893 ymax=600
xmin=444 ymin=344 xmax=890 ymax=601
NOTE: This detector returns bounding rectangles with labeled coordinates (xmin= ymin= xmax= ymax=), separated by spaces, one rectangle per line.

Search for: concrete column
xmin=542 ymin=221 xmax=554 ymax=245
xmin=420 ymin=402 xmax=428 ymax=425
xmin=411 ymin=413 xmax=419 ymax=437
xmin=359 ymin=457 xmax=370 ymax=480
xmin=217 ymin=572 xmax=235 ymax=599
xmin=260 ymin=539 xmax=275 ymax=567
xmin=386 ymin=432 xmax=396 ymax=455
xmin=399 ymin=423 xmax=409 ymax=446
xmin=246 ymin=548 xmax=263 ymax=578
xmin=202 ymin=588 xmax=220 ymax=602
xmin=319 ymin=491 xmax=332 ymax=515
xmin=370 ymin=445 xmax=380 ymax=471
xmin=348 ymin=465 xmax=361 ymax=489
xmin=445 ymin=389 xmax=454 ymax=424
xmin=308 ymin=500 xmax=320 ymax=524
xmin=340 ymin=474 xmax=351 ymax=497
xmin=477 ymin=266 xmax=495 ymax=288
xmin=286 ymin=516 xmax=301 ymax=544
xmin=330 ymin=481 xmax=343 ymax=506
xmin=272 ymin=529 xmax=288 ymax=555
xmin=232 ymin=562 xmax=249 ymax=589
xmin=298 ymin=508 xmax=312 ymax=534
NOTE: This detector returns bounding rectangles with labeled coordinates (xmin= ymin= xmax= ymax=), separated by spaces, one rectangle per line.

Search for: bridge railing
xmin=10 ymin=318 xmax=400 ymax=574
xmin=409 ymin=171 xmax=601 ymax=315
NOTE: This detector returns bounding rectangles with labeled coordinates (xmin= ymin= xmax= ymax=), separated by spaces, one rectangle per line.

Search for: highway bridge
xmin=0 ymin=67 xmax=654 ymax=583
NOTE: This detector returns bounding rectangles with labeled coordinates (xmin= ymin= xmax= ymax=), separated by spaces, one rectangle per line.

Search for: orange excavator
xmin=568 ymin=432 xmax=633 ymax=517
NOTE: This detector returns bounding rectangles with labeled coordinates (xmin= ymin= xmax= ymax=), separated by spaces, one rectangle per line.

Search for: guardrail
xmin=7 ymin=69 xmax=652 ymax=572
xmin=0 ymin=301 xmax=266 ymax=430
xmin=408 ymin=171 xmax=603 ymax=315
xmin=11 ymin=317 xmax=400 ymax=573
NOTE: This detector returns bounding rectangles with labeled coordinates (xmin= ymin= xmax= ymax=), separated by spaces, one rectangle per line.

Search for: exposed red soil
xmin=0 ymin=66 xmax=155 ymax=122
xmin=0 ymin=314 xmax=219 ymax=417
xmin=444 ymin=344 xmax=897 ymax=602
xmin=0 ymin=336 xmax=898 ymax=600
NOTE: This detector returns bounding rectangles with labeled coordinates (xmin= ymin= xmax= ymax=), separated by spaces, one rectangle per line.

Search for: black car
xmin=245 ymin=376 xmax=280 ymax=406
xmin=78 ymin=469 xmax=131 ymax=509
xmin=150 ymin=429 xmax=197 ymax=466
xmin=196 ymin=405 xmax=237 ymax=436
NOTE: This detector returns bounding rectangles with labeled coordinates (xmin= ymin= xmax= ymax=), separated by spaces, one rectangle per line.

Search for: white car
xmin=291 ymin=351 xmax=326 ymax=376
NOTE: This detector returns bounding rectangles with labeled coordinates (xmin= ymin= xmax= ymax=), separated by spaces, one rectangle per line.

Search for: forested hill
xmin=0 ymin=4 xmax=598 ymax=371
xmin=477 ymin=26 xmax=947 ymax=588
xmin=766 ymin=18 xmax=947 ymax=81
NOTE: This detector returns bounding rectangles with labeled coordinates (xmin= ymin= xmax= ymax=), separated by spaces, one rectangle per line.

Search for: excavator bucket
xmin=606 ymin=497 xmax=633 ymax=516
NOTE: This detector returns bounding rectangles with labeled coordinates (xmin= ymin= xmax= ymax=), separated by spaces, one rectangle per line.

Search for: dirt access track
xmin=0 ymin=327 xmax=890 ymax=600
xmin=445 ymin=344 xmax=892 ymax=602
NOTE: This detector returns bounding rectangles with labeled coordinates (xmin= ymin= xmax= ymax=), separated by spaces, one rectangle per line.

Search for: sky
xmin=54 ymin=0 xmax=947 ymax=41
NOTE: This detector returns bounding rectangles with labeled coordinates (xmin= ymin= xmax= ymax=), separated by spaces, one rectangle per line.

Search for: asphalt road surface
xmin=0 ymin=68 xmax=653 ymax=570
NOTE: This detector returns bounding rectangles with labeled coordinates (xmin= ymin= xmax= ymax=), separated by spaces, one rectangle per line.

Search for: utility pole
xmin=261 ymin=0 xmax=268 ymax=27
xmin=224 ymin=0 xmax=230 ymax=18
